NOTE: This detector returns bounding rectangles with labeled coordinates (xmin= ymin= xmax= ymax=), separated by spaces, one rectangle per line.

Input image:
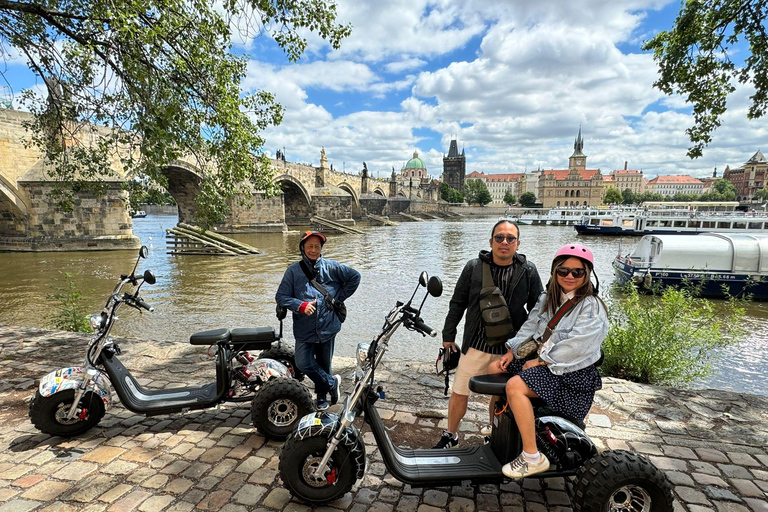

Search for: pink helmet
xmin=554 ymin=244 xmax=594 ymax=267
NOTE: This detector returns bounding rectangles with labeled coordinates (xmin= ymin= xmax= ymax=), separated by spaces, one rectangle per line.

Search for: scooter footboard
xmin=38 ymin=367 xmax=113 ymax=409
xmin=366 ymin=404 xmax=503 ymax=486
xmin=292 ymin=412 xmax=366 ymax=480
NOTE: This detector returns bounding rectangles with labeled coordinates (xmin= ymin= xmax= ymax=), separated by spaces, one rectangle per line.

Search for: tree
xmin=463 ymin=179 xmax=492 ymax=205
xmin=0 ymin=0 xmax=351 ymax=226
xmin=519 ymin=192 xmax=537 ymax=208
xmin=755 ymin=187 xmax=768 ymax=201
xmin=604 ymin=188 xmax=623 ymax=204
xmin=643 ymin=1 xmax=768 ymax=158
xmin=622 ymin=188 xmax=636 ymax=205
xmin=503 ymin=190 xmax=517 ymax=206
xmin=439 ymin=182 xmax=464 ymax=203
xmin=713 ymin=178 xmax=738 ymax=200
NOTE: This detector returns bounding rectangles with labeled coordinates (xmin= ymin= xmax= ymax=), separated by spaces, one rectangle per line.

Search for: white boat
xmin=520 ymin=207 xmax=602 ymax=226
xmin=613 ymin=232 xmax=768 ymax=299
xmin=132 ymin=210 xmax=147 ymax=218
xmin=576 ymin=203 xmax=768 ymax=236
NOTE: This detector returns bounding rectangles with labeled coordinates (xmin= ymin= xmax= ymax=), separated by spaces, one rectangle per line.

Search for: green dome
xmin=404 ymin=151 xmax=426 ymax=170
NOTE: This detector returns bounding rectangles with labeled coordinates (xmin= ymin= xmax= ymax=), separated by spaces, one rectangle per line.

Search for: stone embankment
xmin=1 ymin=325 xmax=767 ymax=512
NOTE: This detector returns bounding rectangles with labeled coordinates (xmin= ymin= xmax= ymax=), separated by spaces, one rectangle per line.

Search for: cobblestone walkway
xmin=1 ymin=325 xmax=767 ymax=512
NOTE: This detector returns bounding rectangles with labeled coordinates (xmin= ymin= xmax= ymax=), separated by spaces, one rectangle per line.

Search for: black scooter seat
xmin=230 ymin=327 xmax=276 ymax=342
xmin=190 ymin=328 xmax=230 ymax=345
xmin=469 ymin=373 xmax=511 ymax=396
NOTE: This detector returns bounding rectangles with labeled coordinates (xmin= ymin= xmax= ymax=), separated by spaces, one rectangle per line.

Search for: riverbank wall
xmin=1 ymin=325 xmax=767 ymax=511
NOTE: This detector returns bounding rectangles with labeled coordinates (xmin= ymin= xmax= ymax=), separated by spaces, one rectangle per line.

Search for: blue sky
xmin=3 ymin=0 xmax=766 ymax=181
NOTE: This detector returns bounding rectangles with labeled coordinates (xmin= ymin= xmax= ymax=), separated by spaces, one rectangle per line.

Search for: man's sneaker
xmin=330 ymin=375 xmax=341 ymax=405
xmin=433 ymin=430 xmax=458 ymax=449
xmin=480 ymin=423 xmax=493 ymax=436
xmin=502 ymin=453 xmax=550 ymax=479
xmin=316 ymin=398 xmax=329 ymax=411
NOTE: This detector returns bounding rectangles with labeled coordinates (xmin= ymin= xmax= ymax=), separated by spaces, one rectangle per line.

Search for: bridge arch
xmin=274 ymin=174 xmax=312 ymax=224
xmin=0 ymin=175 xmax=27 ymax=236
xmin=336 ymin=181 xmax=361 ymax=217
xmin=161 ymin=161 xmax=204 ymax=224
xmin=372 ymin=186 xmax=386 ymax=197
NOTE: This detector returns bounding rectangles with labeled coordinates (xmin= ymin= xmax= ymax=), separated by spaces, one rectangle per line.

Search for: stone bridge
xmin=0 ymin=110 xmax=440 ymax=251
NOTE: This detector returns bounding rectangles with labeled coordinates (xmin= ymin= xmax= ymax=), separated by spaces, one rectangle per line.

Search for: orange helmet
xmin=299 ymin=231 xmax=327 ymax=254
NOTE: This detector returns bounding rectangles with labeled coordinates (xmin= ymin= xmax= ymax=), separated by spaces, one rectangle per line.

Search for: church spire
xmin=568 ymin=125 xmax=587 ymax=170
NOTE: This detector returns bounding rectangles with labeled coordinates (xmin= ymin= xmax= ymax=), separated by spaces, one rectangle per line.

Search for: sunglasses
xmin=555 ymin=267 xmax=587 ymax=278
xmin=493 ymin=234 xmax=518 ymax=244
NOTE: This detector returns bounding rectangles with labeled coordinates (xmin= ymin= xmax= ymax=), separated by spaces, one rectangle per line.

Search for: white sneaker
xmin=480 ymin=423 xmax=492 ymax=436
xmin=502 ymin=453 xmax=550 ymax=479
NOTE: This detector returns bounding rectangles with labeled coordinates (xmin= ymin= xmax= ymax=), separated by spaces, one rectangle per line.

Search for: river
xmin=2 ymin=213 xmax=767 ymax=396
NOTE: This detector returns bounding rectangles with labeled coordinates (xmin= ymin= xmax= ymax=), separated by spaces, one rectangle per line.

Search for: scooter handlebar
xmin=135 ymin=297 xmax=154 ymax=312
xmin=413 ymin=317 xmax=437 ymax=337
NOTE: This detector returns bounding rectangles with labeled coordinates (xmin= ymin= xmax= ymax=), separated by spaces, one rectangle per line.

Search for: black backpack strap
xmin=300 ymin=260 xmax=332 ymax=301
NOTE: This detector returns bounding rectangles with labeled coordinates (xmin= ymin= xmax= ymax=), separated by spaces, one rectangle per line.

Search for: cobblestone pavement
xmin=1 ymin=325 xmax=767 ymax=512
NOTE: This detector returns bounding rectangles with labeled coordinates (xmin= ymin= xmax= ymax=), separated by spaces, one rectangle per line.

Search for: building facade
xmin=537 ymin=129 xmax=604 ymax=207
xmin=723 ymin=151 xmax=767 ymax=201
xmin=442 ymin=139 xmax=466 ymax=192
xmin=465 ymin=171 xmax=524 ymax=204
xmin=610 ymin=167 xmax=644 ymax=195
xmin=646 ymin=175 xmax=704 ymax=196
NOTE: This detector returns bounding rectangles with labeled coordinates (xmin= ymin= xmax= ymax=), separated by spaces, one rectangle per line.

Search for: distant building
xmin=401 ymin=151 xmax=428 ymax=179
xmin=465 ymin=171 xmax=524 ymax=204
xmin=646 ymin=175 xmax=704 ymax=197
xmin=610 ymin=166 xmax=644 ymax=195
xmin=537 ymin=128 xmax=604 ymax=207
xmin=723 ymin=150 xmax=767 ymax=200
xmin=442 ymin=139 xmax=466 ymax=191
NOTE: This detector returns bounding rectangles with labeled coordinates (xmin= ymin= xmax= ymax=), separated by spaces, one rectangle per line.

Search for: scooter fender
xmin=248 ymin=358 xmax=291 ymax=382
xmin=537 ymin=415 xmax=597 ymax=463
xmin=38 ymin=367 xmax=114 ymax=410
xmin=293 ymin=411 xmax=366 ymax=480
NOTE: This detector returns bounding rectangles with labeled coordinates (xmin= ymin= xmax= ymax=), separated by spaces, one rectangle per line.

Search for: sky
xmin=2 ymin=0 xmax=766 ymax=181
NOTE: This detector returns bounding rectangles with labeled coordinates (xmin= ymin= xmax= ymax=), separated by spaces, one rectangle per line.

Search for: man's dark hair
xmin=491 ymin=219 xmax=520 ymax=239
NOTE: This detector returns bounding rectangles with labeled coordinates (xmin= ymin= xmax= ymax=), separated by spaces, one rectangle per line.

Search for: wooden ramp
xmin=420 ymin=213 xmax=441 ymax=220
xmin=310 ymin=216 xmax=365 ymax=235
xmin=399 ymin=213 xmax=424 ymax=222
xmin=166 ymin=223 xmax=260 ymax=256
xmin=367 ymin=214 xmax=399 ymax=226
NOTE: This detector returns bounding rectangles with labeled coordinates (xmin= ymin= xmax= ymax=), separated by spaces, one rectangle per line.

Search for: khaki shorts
xmin=452 ymin=348 xmax=502 ymax=396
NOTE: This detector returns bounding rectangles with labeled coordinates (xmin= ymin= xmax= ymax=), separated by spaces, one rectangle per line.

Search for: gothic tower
xmin=568 ymin=127 xmax=587 ymax=171
xmin=442 ymin=139 xmax=466 ymax=191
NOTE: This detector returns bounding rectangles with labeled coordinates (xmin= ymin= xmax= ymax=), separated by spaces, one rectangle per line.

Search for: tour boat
xmin=612 ymin=233 xmax=768 ymax=300
xmin=519 ymin=206 xmax=601 ymax=226
xmin=575 ymin=204 xmax=768 ymax=236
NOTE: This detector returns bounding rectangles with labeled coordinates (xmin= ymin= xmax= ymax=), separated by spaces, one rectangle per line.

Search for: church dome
xmin=404 ymin=151 xmax=427 ymax=170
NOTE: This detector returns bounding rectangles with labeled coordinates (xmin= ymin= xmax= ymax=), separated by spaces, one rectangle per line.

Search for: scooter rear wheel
xmin=279 ymin=434 xmax=356 ymax=504
xmin=29 ymin=389 xmax=105 ymax=437
xmin=251 ymin=378 xmax=313 ymax=440
xmin=572 ymin=450 xmax=673 ymax=512
xmin=258 ymin=346 xmax=305 ymax=381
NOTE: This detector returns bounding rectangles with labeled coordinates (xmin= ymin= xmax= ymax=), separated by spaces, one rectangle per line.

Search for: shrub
xmin=603 ymin=284 xmax=745 ymax=386
xmin=47 ymin=272 xmax=93 ymax=333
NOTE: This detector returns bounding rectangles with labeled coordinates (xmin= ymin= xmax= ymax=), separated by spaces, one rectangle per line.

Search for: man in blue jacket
xmin=276 ymin=231 xmax=361 ymax=410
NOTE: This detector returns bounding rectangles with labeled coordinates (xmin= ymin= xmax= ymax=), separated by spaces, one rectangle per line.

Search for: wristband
xmin=299 ymin=302 xmax=310 ymax=314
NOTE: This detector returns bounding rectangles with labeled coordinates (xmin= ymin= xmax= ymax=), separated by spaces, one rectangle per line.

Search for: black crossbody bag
xmin=299 ymin=261 xmax=347 ymax=323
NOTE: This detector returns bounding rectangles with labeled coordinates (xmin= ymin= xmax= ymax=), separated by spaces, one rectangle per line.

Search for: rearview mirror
xmin=428 ymin=276 xmax=443 ymax=297
xmin=419 ymin=271 xmax=429 ymax=287
xmin=139 ymin=246 xmax=149 ymax=259
xmin=276 ymin=304 xmax=287 ymax=321
xmin=143 ymin=270 xmax=156 ymax=285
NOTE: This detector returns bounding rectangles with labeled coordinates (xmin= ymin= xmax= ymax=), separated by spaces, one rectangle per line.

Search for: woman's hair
xmin=544 ymin=255 xmax=600 ymax=315
xmin=490 ymin=219 xmax=520 ymax=239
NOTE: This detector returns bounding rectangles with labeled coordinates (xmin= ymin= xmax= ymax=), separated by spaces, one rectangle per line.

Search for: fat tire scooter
xmin=279 ymin=272 xmax=674 ymax=512
xmin=29 ymin=246 xmax=313 ymax=438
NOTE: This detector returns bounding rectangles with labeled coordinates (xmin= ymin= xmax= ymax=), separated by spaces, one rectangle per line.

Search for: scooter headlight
xmin=89 ymin=314 xmax=105 ymax=331
xmin=356 ymin=342 xmax=371 ymax=369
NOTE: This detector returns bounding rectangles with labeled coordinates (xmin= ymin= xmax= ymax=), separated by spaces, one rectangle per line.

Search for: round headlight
xmin=89 ymin=314 xmax=104 ymax=332
xmin=356 ymin=342 xmax=371 ymax=368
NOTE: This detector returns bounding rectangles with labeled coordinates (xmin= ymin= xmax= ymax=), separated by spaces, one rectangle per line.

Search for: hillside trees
xmin=0 ymin=0 xmax=351 ymax=225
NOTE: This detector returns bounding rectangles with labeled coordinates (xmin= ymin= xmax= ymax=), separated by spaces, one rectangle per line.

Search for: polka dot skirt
xmin=506 ymin=357 xmax=602 ymax=421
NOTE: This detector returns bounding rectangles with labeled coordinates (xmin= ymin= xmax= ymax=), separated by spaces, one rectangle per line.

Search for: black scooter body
xmin=365 ymin=372 xmax=595 ymax=486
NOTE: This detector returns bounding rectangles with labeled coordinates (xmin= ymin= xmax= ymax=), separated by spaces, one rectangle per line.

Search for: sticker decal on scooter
xmin=297 ymin=413 xmax=319 ymax=430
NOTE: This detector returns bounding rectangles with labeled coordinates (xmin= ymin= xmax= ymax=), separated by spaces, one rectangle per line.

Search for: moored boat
xmin=132 ymin=210 xmax=147 ymax=218
xmin=613 ymin=233 xmax=768 ymax=299
xmin=576 ymin=203 xmax=768 ymax=236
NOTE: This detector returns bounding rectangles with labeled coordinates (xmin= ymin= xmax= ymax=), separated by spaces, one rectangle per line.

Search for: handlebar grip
xmin=413 ymin=317 xmax=437 ymax=337
xmin=135 ymin=297 xmax=154 ymax=312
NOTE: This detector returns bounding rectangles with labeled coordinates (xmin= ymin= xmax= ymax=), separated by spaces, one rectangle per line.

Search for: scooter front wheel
xmin=251 ymin=378 xmax=313 ymax=440
xmin=571 ymin=450 xmax=674 ymax=512
xmin=29 ymin=389 xmax=105 ymax=437
xmin=279 ymin=434 xmax=356 ymax=504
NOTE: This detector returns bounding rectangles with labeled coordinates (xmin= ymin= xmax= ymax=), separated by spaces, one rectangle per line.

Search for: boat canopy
xmin=628 ymin=233 xmax=768 ymax=273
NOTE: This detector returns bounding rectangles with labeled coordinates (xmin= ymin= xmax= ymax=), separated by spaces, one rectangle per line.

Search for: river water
xmin=2 ymin=214 xmax=767 ymax=396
